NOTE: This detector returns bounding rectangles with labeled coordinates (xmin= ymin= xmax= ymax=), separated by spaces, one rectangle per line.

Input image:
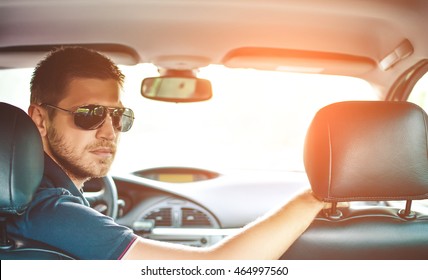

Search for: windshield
xmin=0 ymin=64 xmax=379 ymax=174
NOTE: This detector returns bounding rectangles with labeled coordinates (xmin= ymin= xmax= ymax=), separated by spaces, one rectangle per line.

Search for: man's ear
xmin=28 ymin=104 xmax=48 ymax=137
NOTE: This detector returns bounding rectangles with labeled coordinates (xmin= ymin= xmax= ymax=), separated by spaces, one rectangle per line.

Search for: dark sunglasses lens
xmin=74 ymin=105 xmax=106 ymax=130
xmin=112 ymin=108 xmax=134 ymax=132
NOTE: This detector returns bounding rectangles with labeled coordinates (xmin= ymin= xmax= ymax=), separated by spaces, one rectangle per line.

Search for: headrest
xmin=0 ymin=102 xmax=44 ymax=215
xmin=304 ymin=101 xmax=428 ymax=202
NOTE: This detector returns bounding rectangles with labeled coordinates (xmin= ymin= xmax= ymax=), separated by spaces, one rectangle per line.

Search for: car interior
xmin=1 ymin=0 xmax=428 ymax=260
xmin=2 ymin=100 xmax=428 ymax=260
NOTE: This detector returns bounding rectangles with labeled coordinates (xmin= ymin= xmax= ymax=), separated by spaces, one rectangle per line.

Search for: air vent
xmin=181 ymin=208 xmax=212 ymax=227
xmin=142 ymin=207 xmax=172 ymax=227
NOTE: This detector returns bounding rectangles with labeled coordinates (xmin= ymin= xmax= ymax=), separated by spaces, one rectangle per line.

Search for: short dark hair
xmin=30 ymin=46 xmax=125 ymax=105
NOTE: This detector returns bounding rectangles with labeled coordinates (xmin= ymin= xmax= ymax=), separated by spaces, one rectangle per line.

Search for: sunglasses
xmin=42 ymin=103 xmax=134 ymax=132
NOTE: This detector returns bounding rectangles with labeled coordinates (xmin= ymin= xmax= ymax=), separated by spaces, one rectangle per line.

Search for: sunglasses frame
xmin=41 ymin=103 xmax=134 ymax=132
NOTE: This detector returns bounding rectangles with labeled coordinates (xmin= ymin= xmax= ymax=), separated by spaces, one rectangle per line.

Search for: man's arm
xmin=122 ymin=190 xmax=324 ymax=260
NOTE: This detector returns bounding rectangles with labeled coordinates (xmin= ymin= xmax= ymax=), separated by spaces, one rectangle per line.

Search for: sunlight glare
xmin=114 ymin=64 xmax=377 ymax=173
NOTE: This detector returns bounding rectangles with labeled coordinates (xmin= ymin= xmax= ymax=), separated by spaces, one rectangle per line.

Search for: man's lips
xmin=90 ymin=148 xmax=115 ymax=157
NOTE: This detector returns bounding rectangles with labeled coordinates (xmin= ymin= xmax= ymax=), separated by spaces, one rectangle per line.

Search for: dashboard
xmin=110 ymin=167 xmax=310 ymax=247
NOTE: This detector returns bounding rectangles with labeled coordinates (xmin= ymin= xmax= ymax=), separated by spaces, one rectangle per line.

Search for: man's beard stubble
xmin=46 ymin=125 xmax=116 ymax=182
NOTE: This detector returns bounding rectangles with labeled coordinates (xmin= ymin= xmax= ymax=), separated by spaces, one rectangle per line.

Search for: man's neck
xmin=44 ymin=150 xmax=87 ymax=190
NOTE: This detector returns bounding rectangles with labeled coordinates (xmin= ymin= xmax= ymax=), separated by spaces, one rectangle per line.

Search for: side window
xmin=407 ymin=72 xmax=428 ymax=109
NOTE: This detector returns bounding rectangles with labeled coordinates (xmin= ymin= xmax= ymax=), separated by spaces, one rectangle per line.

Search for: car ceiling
xmin=1 ymin=0 xmax=428 ymax=98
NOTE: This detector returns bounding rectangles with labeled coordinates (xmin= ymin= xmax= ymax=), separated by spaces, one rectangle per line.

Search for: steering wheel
xmin=84 ymin=176 xmax=118 ymax=220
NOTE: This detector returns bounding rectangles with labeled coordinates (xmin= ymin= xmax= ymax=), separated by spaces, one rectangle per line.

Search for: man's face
xmin=44 ymin=78 xmax=122 ymax=183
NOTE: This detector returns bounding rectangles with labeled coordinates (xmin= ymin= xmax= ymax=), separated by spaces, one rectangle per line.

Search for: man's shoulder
xmin=32 ymin=186 xmax=86 ymax=208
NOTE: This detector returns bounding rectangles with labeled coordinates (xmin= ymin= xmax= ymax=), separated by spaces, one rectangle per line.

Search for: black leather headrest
xmin=304 ymin=101 xmax=428 ymax=202
xmin=0 ymin=102 xmax=44 ymax=215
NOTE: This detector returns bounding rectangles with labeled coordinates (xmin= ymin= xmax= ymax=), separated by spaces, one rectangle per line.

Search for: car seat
xmin=281 ymin=101 xmax=428 ymax=259
xmin=0 ymin=102 xmax=73 ymax=259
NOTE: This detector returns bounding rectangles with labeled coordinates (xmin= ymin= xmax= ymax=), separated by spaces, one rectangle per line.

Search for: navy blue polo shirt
xmin=8 ymin=153 xmax=138 ymax=259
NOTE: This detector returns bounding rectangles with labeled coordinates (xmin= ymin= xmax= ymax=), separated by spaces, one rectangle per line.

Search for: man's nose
xmin=96 ymin=114 xmax=117 ymax=140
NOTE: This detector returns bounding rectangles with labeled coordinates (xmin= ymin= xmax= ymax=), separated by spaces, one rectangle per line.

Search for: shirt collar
xmin=42 ymin=153 xmax=89 ymax=206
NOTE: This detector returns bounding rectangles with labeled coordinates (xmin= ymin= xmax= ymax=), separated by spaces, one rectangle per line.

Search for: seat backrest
xmin=0 ymin=102 xmax=44 ymax=216
xmin=0 ymin=102 xmax=73 ymax=259
xmin=282 ymin=101 xmax=428 ymax=260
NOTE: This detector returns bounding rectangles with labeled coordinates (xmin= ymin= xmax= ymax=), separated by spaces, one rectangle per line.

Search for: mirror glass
xmin=141 ymin=77 xmax=212 ymax=102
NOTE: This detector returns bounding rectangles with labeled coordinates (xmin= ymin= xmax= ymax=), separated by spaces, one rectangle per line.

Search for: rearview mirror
xmin=141 ymin=77 xmax=212 ymax=102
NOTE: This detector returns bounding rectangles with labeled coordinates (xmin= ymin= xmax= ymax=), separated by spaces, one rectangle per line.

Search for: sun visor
xmin=222 ymin=47 xmax=376 ymax=75
xmin=0 ymin=44 xmax=140 ymax=68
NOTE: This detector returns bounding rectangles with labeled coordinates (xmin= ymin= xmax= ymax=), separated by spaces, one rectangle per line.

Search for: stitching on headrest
xmin=8 ymin=110 xmax=18 ymax=210
xmin=327 ymin=123 xmax=332 ymax=200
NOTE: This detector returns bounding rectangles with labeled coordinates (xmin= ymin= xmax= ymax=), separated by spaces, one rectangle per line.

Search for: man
xmin=9 ymin=47 xmax=326 ymax=259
